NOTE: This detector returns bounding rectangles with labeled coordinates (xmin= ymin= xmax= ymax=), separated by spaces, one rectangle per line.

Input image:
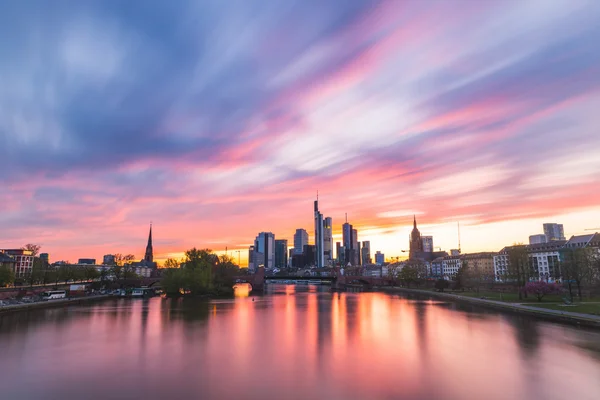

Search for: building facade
xmin=529 ymin=234 xmax=547 ymax=245
xmin=543 ymin=223 xmax=565 ymax=241
xmin=0 ymin=249 xmax=34 ymax=277
xmin=461 ymin=252 xmax=496 ymax=281
xmin=293 ymin=229 xmax=308 ymax=255
xmin=442 ymin=256 xmax=462 ymax=279
xmin=103 ymin=254 xmax=116 ymax=265
xmin=361 ymin=241 xmax=371 ymax=265
xmin=274 ymin=239 xmax=288 ymax=269
xmin=323 ymin=217 xmax=333 ymax=265
xmin=528 ymin=241 xmax=565 ymax=282
xmin=375 ymin=251 xmax=385 ymax=266
xmin=254 ymin=232 xmax=275 ymax=269
xmin=314 ymin=200 xmax=324 ymax=268
xmin=78 ymin=258 xmax=96 ymax=265
xmin=409 ymin=216 xmax=424 ymax=259
xmin=421 ymin=236 xmax=433 ymax=253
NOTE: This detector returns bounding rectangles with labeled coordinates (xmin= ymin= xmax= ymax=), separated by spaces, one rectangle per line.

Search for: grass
xmin=525 ymin=303 xmax=600 ymax=316
xmin=436 ymin=290 xmax=599 ymax=303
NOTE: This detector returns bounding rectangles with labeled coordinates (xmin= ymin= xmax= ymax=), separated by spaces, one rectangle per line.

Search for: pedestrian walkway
xmin=392 ymin=288 xmax=600 ymax=327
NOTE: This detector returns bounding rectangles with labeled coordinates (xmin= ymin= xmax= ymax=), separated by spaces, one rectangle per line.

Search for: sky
xmin=2 ymin=0 xmax=600 ymax=266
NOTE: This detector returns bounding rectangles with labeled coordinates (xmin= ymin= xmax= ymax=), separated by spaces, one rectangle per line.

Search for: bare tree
xmin=506 ymin=245 xmax=531 ymax=300
xmin=23 ymin=244 xmax=41 ymax=257
xmin=561 ymin=248 xmax=594 ymax=301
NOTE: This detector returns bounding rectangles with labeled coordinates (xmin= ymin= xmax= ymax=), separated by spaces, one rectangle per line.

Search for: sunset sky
xmin=2 ymin=0 xmax=600 ymax=266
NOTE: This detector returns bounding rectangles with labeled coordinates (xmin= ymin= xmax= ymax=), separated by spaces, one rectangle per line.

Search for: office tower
xmin=543 ymin=223 xmax=565 ymax=241
xmin=39 ymin=253 xmax=49 ymax=263
xmin=103 ymin=254 xmax=116 ymax=265
xmin=294 ymin=229 xmax=309 ymax=254
xmin=421 ymin=236 xmax=433 ymax=253
xmin=323 ymin=217 xmax=333 ymax=264
xmin=342 ymin=217 xmax=353 ymax=265
xmin=352 ymin=229 xmax=359 ymax=265
xmin=314 ymin=199 xmax=324 ymax=268
xmin=254 ymin=232 xmax=275 ymax=269
xmin=375 ymin=251 xmax=384 ymax=266
xmin=361 ymin=241 xmax=371 ymax=265
xmin=336 ymin=242 xmax=343 ymax=264
xmin=275 ymin=239 xmax=288 ymax=269
xmin=248 ymin=245 xmax=264 ymax=272
xmin=529 ymin=234 xmax=547 ymax=245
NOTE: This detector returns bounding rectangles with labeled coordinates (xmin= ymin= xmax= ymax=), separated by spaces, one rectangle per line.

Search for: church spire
xmin=144 ymin=223 xmax=153 ymax=263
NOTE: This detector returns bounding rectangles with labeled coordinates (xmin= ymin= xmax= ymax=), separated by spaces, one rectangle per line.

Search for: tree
xmin=30 ymin=257 xmax=46 ymax=286
xmin=434 ymin=279 xmax=450 ymax=292
xmin=560 ymin=248 xmax=594 ymax=301
xmin=506 ymin=245 xmax=531 ymax=300
xmin=114 ymin=254 xmax=136 ymax=266
xmin=0 ymin=265 xmax=15 ymax=287
xmin=57 ymin=265 xmax=77 ymax=283
xmin=163 ymin=258 xmax=181 ymax=269
xmin=22 ymin=244 xmax=41 ymax=257
xmin=398 ymin=265 xmax=418 ymax=288
xmin=525 ymin=281 xmax=562 ymax=302
xmin=454 ymin=263 xmax=468 ymax=291
xmin=84 ymin=266 xmax=100 ymax=281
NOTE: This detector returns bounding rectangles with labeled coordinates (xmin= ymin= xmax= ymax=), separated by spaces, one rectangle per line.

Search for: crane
xmin=585 ymin=228 xmax=600 ymax=231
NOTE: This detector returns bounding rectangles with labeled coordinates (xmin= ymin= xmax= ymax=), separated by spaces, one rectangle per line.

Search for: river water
xmin=1 ymin=285 xmax=599 ymax=400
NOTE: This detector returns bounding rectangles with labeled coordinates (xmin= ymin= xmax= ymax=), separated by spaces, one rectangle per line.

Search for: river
xmin=1 ymin=285 xmax=599 ymax=400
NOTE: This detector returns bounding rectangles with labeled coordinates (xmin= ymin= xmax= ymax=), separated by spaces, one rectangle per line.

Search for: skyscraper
xmin=144 ymin=224 xmax=153 ymax=263
xmin=323 ymin=217 xmax=333 ymax=265
xmin=254 ymin=232 xmax=275 ymax=269
xmin=361 ymin=241 xmax=371 ymax=265
xmin=543 ymin=223 xmax=565 ymax=241
xmin=375 ymin=251 xmax=385 ymax=266
xmin=352 ymin=229 xmax=359 ymax=265
xmin=336 ymin=241 xmax=343 ymax=264
xmin=294 ymin=229 xmax=309 ymax=255
xmin=314 ymin=199 xmax=324 ymax=268
xmin=421 ymin=236 xmax=433 ymax=253
xmin=274 ymin=239 xmax=288 ymax=269
xmin=342 ymin=217 xmax=353 ymax=266
xmin=409 ymin=216 xmax=423 ymax=259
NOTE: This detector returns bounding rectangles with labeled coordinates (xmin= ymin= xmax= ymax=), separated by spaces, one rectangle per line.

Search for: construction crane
xmin=585 ymin=228 xmax=600 ymax=231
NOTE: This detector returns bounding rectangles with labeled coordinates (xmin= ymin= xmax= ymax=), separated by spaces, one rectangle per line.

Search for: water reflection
xmin=1 ymin=286 xmax=599 ymax=400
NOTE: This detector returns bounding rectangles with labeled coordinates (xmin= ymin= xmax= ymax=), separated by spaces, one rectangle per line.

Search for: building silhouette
xmin=409 ymin=216 xmax=424 ymax=259
xmin=323 ymin=217 xmax=333 ymax=265
xmin=314 ymin=199 xmax=324 ymax=268
xmin=144 ymin=224 xmax=153 ymax=263
xmin=274 ymin=239 xmax=288 ymax=269
xmin=293 ymin=229 xmax=308 ymax=255
xmin=543 ymin=223 xmax=565 ymax=241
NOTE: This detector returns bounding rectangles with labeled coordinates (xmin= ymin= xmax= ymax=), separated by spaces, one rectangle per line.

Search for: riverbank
xmin=384 ymin=287 xmax=600 ymax=329
xmin=0 ymin=294 xmax=115 ymax=315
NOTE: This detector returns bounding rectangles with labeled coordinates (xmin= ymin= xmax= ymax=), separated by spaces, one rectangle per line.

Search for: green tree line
xmin=161 ymin=248 xmax=242 ymax=297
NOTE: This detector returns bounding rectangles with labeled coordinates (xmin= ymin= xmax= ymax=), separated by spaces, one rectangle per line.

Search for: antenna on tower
xmin=345 ymin=213 xmax=348 ymax=223
xmin=458 ymin=221 xmax=461 ymax=253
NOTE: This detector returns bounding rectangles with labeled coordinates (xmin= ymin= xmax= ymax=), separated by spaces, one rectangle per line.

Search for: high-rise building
xmin=248 ymin=245 xmax=264 ymax=272
xmin=421 ymin=236 xmax=433 ymax=253
xmin=352 ymin=229 xmax=359 ymax=265
xmin=375 ymin=251 xmax=385 ymax=266
xmin=294 ymin=229 xmax=309 ymax=255
xmin=255 ymin=232 xmax=275 ymax=269
xmin=342 ymin=218 xmax=355 ymax=266
xmin=39 ymin=253 xmax=49 ymax=264
xmin=529 ymin=234 xmax=547 ymax=245
xmin=361 ymin=241 xmax=371 ymax=265
xmin=274 ymin=239 xmax=288 ymax=269
xmin=543 ymin=223 xmax=565 ymax=241
xmin=409 ymin=216 xmax=424 ymax=259
xmin=336 ymin=241 xmax=343 ymax=264
xmin=314 ymin=199 xmax=324 ymax=268
xmin=103 ymin=254 xmax=116 ymax=265
xmin=323 ymin=217 xmax=333 ymax=264
xmin=144 ymin=224 xmax=153 ymax=263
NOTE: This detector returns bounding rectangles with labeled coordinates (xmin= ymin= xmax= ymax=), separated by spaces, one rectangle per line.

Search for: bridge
xmin=234 ymin=267 xmax=396 ymax=292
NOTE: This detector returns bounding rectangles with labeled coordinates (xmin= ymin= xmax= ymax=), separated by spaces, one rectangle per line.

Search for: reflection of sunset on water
xmin=2 ymin=286 xmax=600 ymax=399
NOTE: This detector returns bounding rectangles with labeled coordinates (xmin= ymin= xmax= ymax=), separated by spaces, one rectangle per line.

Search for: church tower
xmin=144 ymin=224 xmax=153 ymax=263
xmin=409 ymin=215 xmax=423 ymax=259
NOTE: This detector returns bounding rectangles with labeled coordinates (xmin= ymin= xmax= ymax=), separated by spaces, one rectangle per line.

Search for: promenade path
xmin=391 ymin=288 xmax=600 ymax=328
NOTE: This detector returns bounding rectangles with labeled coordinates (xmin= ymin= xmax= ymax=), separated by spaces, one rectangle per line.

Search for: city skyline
xmin=2 ymin=1 xmax=600 ymax=264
